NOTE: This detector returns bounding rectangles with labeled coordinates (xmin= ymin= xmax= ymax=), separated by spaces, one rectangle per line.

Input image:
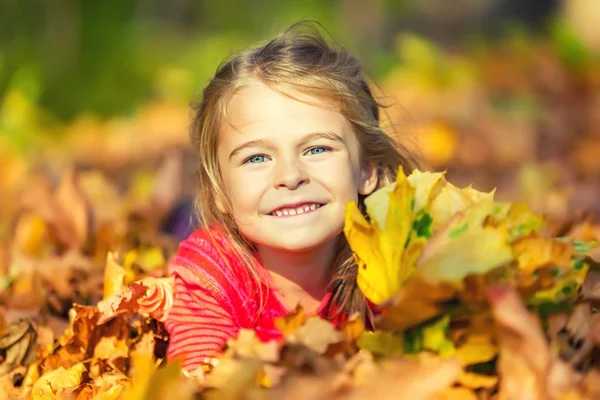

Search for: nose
xmin=273 ymin=157 xmax=308 ymax=190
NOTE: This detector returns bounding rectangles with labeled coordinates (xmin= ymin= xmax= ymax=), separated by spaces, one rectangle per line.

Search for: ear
xmin=358 ymin=164 xmax=378 ymax=196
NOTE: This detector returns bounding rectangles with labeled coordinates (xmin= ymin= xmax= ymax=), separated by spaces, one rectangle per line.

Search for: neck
xmin=256 ymin=235 xmax=341 ymax=299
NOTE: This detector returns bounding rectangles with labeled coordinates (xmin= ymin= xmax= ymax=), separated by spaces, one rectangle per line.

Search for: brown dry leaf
xmin=488 ymin=285 xmax=580 ymax=400
xmin=40 ymin=305 xmax=100 ymax=371
xmin=96 ymin=282 xmax=148 ymax=324
xmin=52 ymin=170 xmax=92 ymax=249
xmin=581 ymin=270 xmax=600 ymax=300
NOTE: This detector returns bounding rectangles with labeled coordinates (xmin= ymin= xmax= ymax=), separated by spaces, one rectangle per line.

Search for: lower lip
xmin=269 ymin=204 xmax=324 ymax=218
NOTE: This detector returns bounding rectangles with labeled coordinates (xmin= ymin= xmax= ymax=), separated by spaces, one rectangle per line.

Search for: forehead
xmin=221 ymin=83 xmax=351 ymax=139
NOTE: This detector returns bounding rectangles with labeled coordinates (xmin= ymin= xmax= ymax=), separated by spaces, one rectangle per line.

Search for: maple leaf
xmin=416 ymin=201 xmax=514 ymax=286
xmin=344 ymin=168 xmax=425 ymax=305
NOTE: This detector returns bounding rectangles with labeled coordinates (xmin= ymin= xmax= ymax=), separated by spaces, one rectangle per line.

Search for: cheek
xmin=224 ymin=173 xmax=265 ymax=218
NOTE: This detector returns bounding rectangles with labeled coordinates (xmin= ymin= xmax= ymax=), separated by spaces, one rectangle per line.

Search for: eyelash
xmin=241 ymin=146 xmax=332 ymax=165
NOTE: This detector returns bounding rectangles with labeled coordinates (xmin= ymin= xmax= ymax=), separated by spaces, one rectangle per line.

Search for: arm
xmin=165 ymin=261 xmax=239 ymax=372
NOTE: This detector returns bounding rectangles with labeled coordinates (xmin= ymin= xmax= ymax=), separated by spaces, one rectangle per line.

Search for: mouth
xmin=268 ymin=202 xmax=325 ymax=217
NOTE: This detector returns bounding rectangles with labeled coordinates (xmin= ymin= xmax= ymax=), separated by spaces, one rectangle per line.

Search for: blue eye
xmin=245 ymin=154 xmax=267 ymax=164
xmin=306 ymin=146 xmax=329 ymax=155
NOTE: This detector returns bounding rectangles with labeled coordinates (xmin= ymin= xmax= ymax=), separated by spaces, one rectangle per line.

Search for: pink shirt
xmin=164 ymin=227 xmax=343 ymax=372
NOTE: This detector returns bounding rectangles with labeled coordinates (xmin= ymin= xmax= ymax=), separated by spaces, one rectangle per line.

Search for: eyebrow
xmin=228 ymin=131 xmax=344 ymax=160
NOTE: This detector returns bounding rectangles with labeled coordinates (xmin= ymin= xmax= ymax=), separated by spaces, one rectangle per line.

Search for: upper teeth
xmin=273 ymin=204 xmax=320 ymax=217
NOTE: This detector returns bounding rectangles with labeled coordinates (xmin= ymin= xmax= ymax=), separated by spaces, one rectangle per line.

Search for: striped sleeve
xmin=165 ymin=260 xmax=239 ymax=372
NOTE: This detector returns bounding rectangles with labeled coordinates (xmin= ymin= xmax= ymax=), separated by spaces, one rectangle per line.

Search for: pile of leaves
xmin=1 ymin=163 xmax=600 ymax=399
xmin=1 ymin=24 xmax=600 ymax=400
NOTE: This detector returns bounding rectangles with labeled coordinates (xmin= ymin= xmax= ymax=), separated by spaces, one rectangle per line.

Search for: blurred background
xmin=1 ymin=0 xmax=600 ymax=244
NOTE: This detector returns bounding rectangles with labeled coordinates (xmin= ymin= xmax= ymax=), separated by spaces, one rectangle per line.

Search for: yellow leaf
xmin=435 ymin=387 xmax=478 ymax=400
xmin=423 ymin=316 xmax=455 ymax=358
xmin=103 ymin=252 xmax=126 ymax=300
xmin=31 ymin=362 xmax=86 ymax=400
xmin=341 ymin=313 xmax=366 ymax=341
xmin=512 ymin=236 xmax=573 ymax=273
xmin=406 ymin=169 xmax=445 ymax=212
xmin=120 ymin=334 xmax=159 ymax=400
xmin=428 ymin=179 xmax=494 ymax=231
xmin=345 ymin=168 xmax=425 ymax=305
xmin=274 ymin=305 xmax=307 ymax=335
xmin=12 ymin=212 xmax=48 ymax=257
xmin=417 ymin=201 xmax=514 ymax=285
xmin=136 ymin=248 xmax=166 ymax=272
xmin=455 ymin=335 xmax=498 ymax=366
xmin=497 ymin=202 xmax=545 ymax=242
xmin=458 ymin=371 xmax=498 ymax=389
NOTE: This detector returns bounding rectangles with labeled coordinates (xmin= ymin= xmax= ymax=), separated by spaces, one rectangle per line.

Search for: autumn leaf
xmin=103 ymin=252 xmax=127 ymax=300
xmin=286 ymin=317 xmax=345 ymax=355
xmin=357 ymin=330 xmax=405 ymax=357
xmin=31 ymin=362 xmax=86 ymax=400
xmin=97 ymin=276 xmax=174 ymax=324
xmin=487 ymin=285 xmax=582 ymax=400
xmin=376 ymin=278 xmax=456 ymax=331
xmin=0 ymin=320 xmax=37 ymax=376
xmin=416 ymin=201 xmax=514 ymax=285
xmin=52 ymin=170 xmax=92 ymax=249
xmin=513 ymin=236 xmax=573 ymax=274
xmin=454 ymin=333 xmax=498 ymax=366
xmin=344 ymin=168 xmax=425 ymax=305
xmin=224 ymin=329 xmax=280 ymax=362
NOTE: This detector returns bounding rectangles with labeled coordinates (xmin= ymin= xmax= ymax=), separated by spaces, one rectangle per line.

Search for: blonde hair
xmin=190 ymin=20 xmax=418 ymax=326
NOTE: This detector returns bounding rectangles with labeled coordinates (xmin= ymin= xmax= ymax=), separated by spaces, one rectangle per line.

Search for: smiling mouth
xmin=269 ymin=203 xmax=324 ymax=217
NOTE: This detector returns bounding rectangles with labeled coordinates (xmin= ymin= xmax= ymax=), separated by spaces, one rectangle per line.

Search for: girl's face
xmin=217 ymin=83 xmax=377 ymax=253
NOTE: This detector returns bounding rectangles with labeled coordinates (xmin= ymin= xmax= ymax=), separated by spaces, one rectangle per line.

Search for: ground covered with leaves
xmin=1 ymin=32 xmax=600 ymax=399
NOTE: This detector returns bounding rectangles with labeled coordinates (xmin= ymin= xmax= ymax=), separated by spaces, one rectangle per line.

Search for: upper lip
xmin=268 ymin=201 xmax=324 ymax=214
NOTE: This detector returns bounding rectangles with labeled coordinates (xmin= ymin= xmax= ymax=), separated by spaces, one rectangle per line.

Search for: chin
xmin=265 ymin=231 xmax=341 ymax=253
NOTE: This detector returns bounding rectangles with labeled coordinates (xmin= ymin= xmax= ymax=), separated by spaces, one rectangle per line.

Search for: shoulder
xmin=172 ymin=225 xmax=232 ymax=272
xmin=169 ymin=225 xmax=257 ymax=300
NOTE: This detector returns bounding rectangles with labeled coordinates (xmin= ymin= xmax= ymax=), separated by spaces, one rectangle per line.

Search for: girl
xmin=165 ymin=20 xmax=417 ymax=372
